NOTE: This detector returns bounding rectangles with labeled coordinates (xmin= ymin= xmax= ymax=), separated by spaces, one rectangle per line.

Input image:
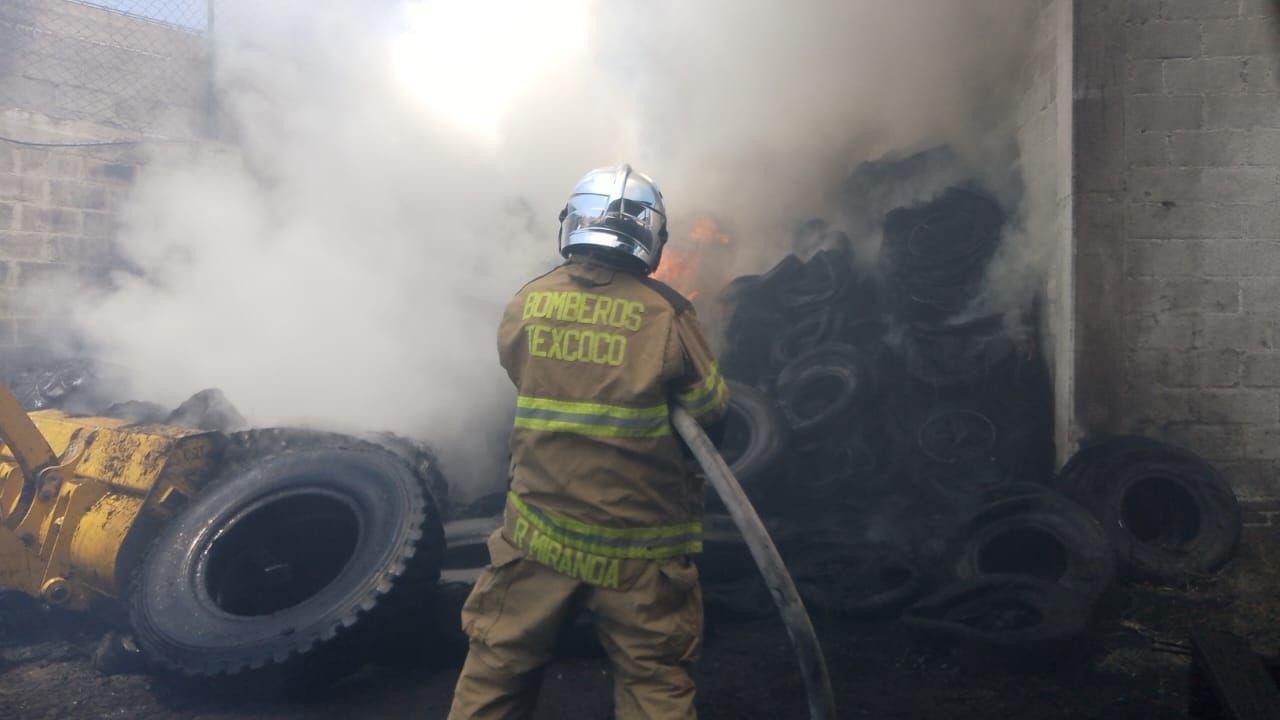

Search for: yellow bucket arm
xmin=0 ymin=382 xmax=223 ymax=610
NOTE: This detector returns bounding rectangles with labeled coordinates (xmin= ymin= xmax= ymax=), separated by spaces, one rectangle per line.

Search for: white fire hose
xmin=670 ymin=406 xmax=838 ymax=720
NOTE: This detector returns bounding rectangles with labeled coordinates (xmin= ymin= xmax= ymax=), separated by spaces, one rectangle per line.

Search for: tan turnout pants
xmin=447 ymin=531 xmax=703 ymax=720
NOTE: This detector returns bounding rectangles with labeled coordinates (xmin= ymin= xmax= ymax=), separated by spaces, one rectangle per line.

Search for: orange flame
xmin=653 ymin=217 xmax=733 ymax=300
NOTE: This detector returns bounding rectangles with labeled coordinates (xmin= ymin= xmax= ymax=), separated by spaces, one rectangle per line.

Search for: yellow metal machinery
xmin=0 ymin=382 xmax=224 ymax=612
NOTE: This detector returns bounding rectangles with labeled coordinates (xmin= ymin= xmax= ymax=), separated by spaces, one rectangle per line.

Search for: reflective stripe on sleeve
xmin=507 ymin=492 xmax=702 ymax=560
xmin=513 ymin=395 xmax=673 ymax=438
xmin=675 ymin=363 xmax=729 ymax=419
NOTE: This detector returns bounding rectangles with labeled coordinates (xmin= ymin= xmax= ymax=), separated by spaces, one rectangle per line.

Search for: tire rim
xmin=1118 ymin=473 xmax=1202 ymax=551
xmin=974 ymin=526 xmax=1070 ymax=582
xmin=781 ymin=369 xmax=856 ymax=433
xmin=195 ymin=487 xmax=362 ymax=618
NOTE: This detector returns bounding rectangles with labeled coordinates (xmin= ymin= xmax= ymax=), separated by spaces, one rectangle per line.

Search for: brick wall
xmin=1074 ymin=0 xmax=1280 ymax=514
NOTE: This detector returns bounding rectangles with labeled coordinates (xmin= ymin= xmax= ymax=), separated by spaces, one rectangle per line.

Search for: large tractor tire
xmin=129 ymin=429 xmax=444 ymax=683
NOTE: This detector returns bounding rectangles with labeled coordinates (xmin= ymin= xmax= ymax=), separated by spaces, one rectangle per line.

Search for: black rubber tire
xmin=954 ymin=490 xmax=1117 ymax=603
xmin=774 ymin=343 xmax=865 ymax=439
xmin=130 ymin=436 xmax=442 ymax=680
xmin=778 ymin=248 xmax=853 ymax=310
xmin=769 ymin=306 xmax=846 ymax=371
xmin=715 ymin=380 xmax=790 ymax=506
xmin=879 ymin=186 xmax=1005 ymax=321
xmin=895 ymin=316 xmax=1019 ymax=388
xmin=903 ymin=574 xmax=1090 ymax=654
xmin=365 ymin=431 xmax=453 ymax=521
xmin=1054 ymin=436 xmax=1241 ymax=579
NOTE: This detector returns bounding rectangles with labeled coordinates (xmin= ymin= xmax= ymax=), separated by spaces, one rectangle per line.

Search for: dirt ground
xmin=1 ymin=533 xmax=1277 ymax=720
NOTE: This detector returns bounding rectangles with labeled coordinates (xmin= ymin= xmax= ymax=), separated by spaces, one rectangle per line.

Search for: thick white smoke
xmin=71 ymin=1 xmax=1040 ymax=498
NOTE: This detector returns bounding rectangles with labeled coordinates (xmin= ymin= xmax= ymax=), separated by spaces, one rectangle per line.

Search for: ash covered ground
xmin=0 ymin=536 xmax=1277 ymax=719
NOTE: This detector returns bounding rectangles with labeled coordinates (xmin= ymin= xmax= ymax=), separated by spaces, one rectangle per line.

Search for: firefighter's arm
xmin=496 ymin=292 xmax=526 ymax=388
xmin=670 ymin=307 xmax=730 ymax=440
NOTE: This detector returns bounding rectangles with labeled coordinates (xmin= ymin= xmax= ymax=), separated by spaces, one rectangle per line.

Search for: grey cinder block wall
xmin=1073 ymin=0 xmax=1280 ymax=517
xmin=0 ymin=115 xmax=145 ymax=366
xmin=0 ymin=0 xmax=205 ymax=367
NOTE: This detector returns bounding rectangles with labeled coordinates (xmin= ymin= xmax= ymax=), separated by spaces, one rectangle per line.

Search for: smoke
xmin=69 ymin=0 xmax=1041 ymax=498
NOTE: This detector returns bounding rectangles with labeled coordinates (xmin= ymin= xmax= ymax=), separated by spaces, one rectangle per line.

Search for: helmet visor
xmin=561 ymin=193 xmax=667 ymax=252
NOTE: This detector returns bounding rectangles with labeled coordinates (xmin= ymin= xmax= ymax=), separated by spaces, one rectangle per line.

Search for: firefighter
xmin=448 ymin=165 xmax=729 ymax=720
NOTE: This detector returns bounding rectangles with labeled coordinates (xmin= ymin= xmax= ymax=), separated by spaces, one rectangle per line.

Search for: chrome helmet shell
xmin=559 ymin=164 xmax=668 ymax=273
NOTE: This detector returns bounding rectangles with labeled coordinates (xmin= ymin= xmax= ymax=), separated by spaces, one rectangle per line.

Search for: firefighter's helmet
xmin=559 ymin=164 xmax=668 ymax=273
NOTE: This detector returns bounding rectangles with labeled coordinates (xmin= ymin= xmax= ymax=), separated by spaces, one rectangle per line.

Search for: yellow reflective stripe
xmin=686 ymin=376 xmax=728 ymax=418
xmin=514 ymin=416 xmax=672 ymax=438
xmin=517 ymin=395 xmax=667 ymax=419
xmin=510 ymin=515 xmax=624 ymax=587
xmin=677 ymin=363 xmax=728 ymax=417
xmin=513 ymin=394 xmax=673 ymax=438
xmin=509 ymin=492 xmax=700 ymax=541
xmin=513 ymin=499 xmax=701 ymax=560
xmin=676 ymin=362 xmax=722 ymax=406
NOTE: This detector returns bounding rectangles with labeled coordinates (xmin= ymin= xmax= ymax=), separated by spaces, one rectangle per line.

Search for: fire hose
xmin=671 ymin=406 xmax=838 ymax=720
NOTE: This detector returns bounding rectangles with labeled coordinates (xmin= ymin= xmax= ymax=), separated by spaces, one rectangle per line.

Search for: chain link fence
xmin=0 ymin=0 xmax=212 ymax=135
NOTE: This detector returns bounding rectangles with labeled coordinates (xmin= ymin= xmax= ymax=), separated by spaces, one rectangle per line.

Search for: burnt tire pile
xmin=713 ymin=166 xmax=1243 ymax=661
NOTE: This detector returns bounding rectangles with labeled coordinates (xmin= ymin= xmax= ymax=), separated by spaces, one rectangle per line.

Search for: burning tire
xmin=130 ymin=430 xmax=444 ymax=682
xmin=777 ymin=248 xmax=852 ymax=310
xmin=955 ymin=490 xmax=1116 ymax=602
xmin=769 ymin=306 xmax=846 ymax=370
xmin=879 ymin=186 xmax=1005 ymax=321
xmin=903 ymin=575 xmax=1090 ymax=655
xmin=1055 ymin=436 xmax=1241 ymax=580
xmin=896 ymin=315 xmax=1019 ymax=388
xmin=774 ymin=343 xmax=867 ymax=438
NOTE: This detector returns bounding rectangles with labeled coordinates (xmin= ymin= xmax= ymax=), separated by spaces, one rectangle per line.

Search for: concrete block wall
xmin=1074 ymin=0 xmax=1280 ymax=514
xmin=0 ymin=111 xmax=147 ymax=368
xmin=0 ymin=0 xmax=207 ymax=135
xmin=0 ymin=0 xmax=207 ymax=370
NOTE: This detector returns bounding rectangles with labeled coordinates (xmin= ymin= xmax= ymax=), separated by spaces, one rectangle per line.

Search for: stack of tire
xmin=717 ymin=248 xmax=884 ymax=514
xmin=711 ymin=156 xmax=1243 ymax=660
xmin=880 ymin=185 xmax=1004 ymax=322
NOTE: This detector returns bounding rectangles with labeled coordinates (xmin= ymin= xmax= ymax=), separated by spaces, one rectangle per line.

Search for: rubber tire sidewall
xmin=131 ymin=447 xmax=424 ymax=676
xmin=1101 ymin=463 xmax=1241 ymax=578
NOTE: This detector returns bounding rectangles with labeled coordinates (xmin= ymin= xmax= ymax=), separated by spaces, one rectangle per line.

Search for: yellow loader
xmin=0 ymin=380 xmax=446 ymax=681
